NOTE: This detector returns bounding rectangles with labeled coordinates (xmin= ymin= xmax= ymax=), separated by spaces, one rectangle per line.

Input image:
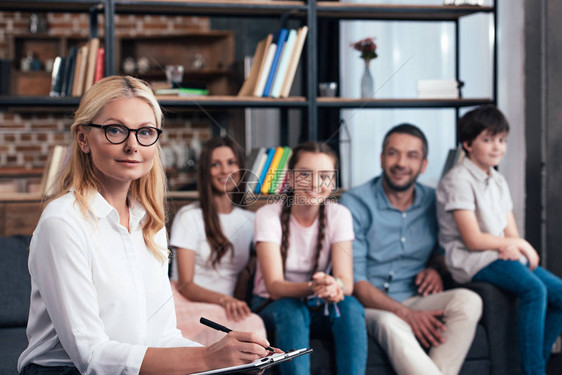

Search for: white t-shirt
xmin=252 ymin=202 xmax=355 ymax=298
xmin=18 ymin=191 xmax=201 ymax=375
xmin=170 ymin=203 xmax=254 ymax=296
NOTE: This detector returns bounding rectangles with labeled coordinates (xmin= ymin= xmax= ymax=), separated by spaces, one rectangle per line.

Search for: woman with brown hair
xmin=170 ymin=136 xmax=266 ymax=345
xmin=17 ymin=76 xmax=270 ymax=375
xmin=251 ymin=141 xmax=367 ymax=375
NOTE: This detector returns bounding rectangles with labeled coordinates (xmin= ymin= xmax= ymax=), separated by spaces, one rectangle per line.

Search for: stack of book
xmin=238 ymin=26 xmax=308 ymax=98
xmin=416 ymin=79 xmax=460 ymax=99
xmin=246 ymin=146 xmax=293 ymax=194
xmin=49 ymin=38 xmax=104 ymax=97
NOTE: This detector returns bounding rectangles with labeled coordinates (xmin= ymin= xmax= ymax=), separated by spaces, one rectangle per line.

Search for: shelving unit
xmin=0 ymin=0 xmax=497 ymax=141
xmin=116 ymin=31 xmax=235 ymax=95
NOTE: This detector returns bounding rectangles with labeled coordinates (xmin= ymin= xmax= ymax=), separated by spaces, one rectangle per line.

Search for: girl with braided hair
xmin=251 ymin=142 xmax=367 ymax=375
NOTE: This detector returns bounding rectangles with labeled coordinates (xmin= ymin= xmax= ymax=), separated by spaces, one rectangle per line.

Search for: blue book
xmin=262 ymin=28 xmax=288 ymax=97
xmin=254 ymin=148 xmax=276 ymax=194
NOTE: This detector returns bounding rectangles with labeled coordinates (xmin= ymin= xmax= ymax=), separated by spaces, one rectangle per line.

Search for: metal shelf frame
xmin=0 ymin=0 xmax=497 ymax=142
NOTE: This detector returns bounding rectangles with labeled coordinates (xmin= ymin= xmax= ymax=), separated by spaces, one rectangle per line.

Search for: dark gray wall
xmin=525 ymin=0 xmax=562 ymax=275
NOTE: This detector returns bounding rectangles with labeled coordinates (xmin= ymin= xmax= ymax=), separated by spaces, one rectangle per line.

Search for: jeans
xmin=473 ymin=261 xmax=562 ymax=375
xmin=252 ymin=295 xmax=367 ymax=375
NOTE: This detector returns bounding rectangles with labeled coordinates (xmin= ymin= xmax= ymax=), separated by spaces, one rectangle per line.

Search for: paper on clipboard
xmin=190 ymin=348 xmax=313 ymax=375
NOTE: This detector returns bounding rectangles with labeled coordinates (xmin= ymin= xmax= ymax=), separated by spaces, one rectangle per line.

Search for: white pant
xmin=365 ymin=288 xmax=482 ymax=375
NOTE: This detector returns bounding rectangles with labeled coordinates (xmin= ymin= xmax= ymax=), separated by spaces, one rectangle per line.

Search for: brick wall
xmin=0 ymin=11 xmax=213 ymax=192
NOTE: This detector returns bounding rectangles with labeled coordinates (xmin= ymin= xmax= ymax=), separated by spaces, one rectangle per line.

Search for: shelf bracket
xmin=89 ymin=5 xmax=99 ymax=39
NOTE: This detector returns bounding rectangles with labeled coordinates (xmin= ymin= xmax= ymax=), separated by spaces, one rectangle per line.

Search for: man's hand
xmin=397 ymin=307 xmax=446 ymax=348
xmin=415 ymin=268 xmax=443 ymax=297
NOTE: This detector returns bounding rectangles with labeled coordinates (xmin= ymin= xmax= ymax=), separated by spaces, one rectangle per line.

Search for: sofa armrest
xmin=464 ymin=281 xmax=520 ymax=375
xmin=0 ymin=235 xmax=32 ymax=328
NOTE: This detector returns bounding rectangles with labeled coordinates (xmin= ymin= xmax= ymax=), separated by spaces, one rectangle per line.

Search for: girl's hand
xmin=205 ymin=331 xmax=270 ymax=368
xmin=220 ymin=296 xmax=252 ymax=322
xmin=311 ymin=272 xmax=344 ymax=303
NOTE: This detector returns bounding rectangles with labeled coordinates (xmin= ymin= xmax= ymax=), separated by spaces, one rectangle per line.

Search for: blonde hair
xmin=53 ymin=75 xmax=168 ymax=263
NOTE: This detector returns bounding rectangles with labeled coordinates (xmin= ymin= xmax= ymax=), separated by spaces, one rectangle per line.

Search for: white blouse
xmin=170 ymin=204 xmax=254 ymax=296
xmin=18 ymin=191 xmax=201 ymax=375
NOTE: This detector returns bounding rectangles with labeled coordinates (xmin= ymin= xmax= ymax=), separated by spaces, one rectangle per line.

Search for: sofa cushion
xmin=465 ymin=324 xmax=489 ymax=359
xmin=0 ymin=235 xmax=32 ymax=327
xmin=310 ymin=322 xmax=489 ymax=375
xmin=0 ymin=327 xmax=28 ymax=375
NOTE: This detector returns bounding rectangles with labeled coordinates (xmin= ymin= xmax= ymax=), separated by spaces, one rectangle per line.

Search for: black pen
xmin=200 ymin=317 xmax=274 ymax=351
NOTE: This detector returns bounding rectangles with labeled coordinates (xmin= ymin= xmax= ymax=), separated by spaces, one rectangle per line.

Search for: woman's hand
xmin=219 ymin=296 xmax=252 ymax=322
xmin=310 ymin=272 xmax=344 ymax=303
xmin=204 ymin=331 xmax=270 ymax=368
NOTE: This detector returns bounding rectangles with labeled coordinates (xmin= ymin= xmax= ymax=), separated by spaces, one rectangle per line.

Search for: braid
xmin=279 ymin=193 xmax=293 ymax=274
xmin=312 ymin=203 xmax=326 ymax=273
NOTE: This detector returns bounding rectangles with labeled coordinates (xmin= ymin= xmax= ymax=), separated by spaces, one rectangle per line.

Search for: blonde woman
xmin=17 ymin=76 xmax=270 ymax=375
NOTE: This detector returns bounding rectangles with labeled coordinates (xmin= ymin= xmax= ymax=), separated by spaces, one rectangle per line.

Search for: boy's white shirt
xmin=436 ymin=157 xmax=526 ymax=284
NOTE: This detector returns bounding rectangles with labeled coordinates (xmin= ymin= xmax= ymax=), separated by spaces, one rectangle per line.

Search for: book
xmin=270 ymin=147 xmax=292 ymax=194
xmin=154 ymin=88 xmax=209 ymax=96
xmin=416 ymin=79 xmax=459 ymax=99
xmin=270 ymin=29 xmax=297 ymax=98
xmin=262 ymin=28 xmax=289 ymax=97
xmin=40 ymin=145 xmax=68 ymax=197
xmin=237 ymin=37 xmax=268 ymax=96
xmin=191 ymin=348 xmax=313 ymax=375
xmin=49 ymin=56 xmax=65 ymax=97
xmin=254 ymin=147 xmax=276 ymax=194
xmin=94 ymin=47 xmax=105 ymax=84
xmin=253 ymin=36 xmax=276 ymax=97
xmin=248 ymin=149 xmax=268 ymax=193
xmin=0 ymin=59 xmax=10 ymax=96
xmin=279 ymin=25 xmax=308 ymax=98
xmin=84 ymin=37 xmax=100 ymax=93
xmin=245 ymin=147 xmax=266 ymax=190
xmin=72 ymin=44 xmax=88 ymax=96
xmin=61 ymin=46 xmax=77 ymax=97
xmin=261 ymin=146 xmax=285 ymax=194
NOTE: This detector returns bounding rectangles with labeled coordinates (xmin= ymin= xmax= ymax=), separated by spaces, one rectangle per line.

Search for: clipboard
xmin=191 ymin=348 xmax=313 ymax=375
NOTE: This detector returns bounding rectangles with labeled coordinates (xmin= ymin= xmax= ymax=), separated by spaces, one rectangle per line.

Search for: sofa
xmin=1 ymin=234 xmax=520 ymax=375
xmin=0 ymin=235 xmax=32 ymax=375
xmin=309 ymin=280 xmax=520 ymax=375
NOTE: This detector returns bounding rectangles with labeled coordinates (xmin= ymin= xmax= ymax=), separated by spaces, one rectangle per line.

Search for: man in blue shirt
xmin=340 ymin=124 xmax=482 ymax=375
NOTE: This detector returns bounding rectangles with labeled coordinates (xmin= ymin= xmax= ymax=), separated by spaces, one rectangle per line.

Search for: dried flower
xmin=351 ymin=37 xmax=378 ymax=61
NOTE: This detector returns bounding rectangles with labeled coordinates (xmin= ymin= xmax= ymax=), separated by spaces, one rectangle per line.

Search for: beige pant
xmin=365 ymin=288 xmax=482 ymax=375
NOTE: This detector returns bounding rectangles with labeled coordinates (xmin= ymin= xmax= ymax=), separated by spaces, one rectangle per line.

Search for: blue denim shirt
xmin=340 ymin=176 xmax=440 ymax=302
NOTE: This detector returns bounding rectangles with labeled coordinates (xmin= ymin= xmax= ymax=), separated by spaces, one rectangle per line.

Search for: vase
xmin=360 ymin=59 xmax=374 ymax=98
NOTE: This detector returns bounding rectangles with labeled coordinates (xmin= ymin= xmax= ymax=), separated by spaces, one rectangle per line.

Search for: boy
xmin=436 ymin=105 xmax=562 ymax=375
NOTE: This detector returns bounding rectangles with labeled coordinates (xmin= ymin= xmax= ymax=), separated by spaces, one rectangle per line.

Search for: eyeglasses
xmin=86 ymin=123 xmax=162 ymax=146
